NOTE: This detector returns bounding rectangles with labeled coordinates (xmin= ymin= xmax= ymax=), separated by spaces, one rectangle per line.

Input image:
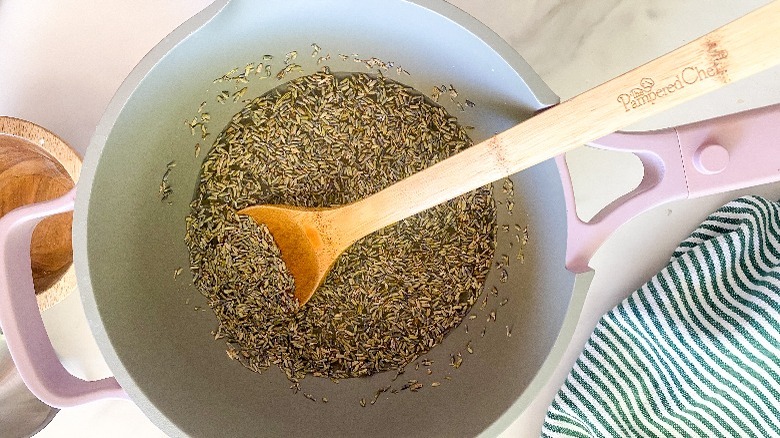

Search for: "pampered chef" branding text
xmin=617 ymin=47 xmax=728 ymax=112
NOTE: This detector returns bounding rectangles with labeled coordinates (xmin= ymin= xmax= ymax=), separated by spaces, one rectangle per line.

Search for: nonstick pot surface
xmin=75 ymin=1 xmax=574 ymax=436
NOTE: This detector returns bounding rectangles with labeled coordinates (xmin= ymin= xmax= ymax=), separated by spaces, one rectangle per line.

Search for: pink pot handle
xmin=0 ymin=188 xmax=127 ymax=407
xmin=561 ymin=103 xmax=780 ymax=273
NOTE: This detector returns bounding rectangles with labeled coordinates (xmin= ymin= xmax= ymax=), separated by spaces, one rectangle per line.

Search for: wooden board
xmin=0 ymin=117 xmax=81 ymax=311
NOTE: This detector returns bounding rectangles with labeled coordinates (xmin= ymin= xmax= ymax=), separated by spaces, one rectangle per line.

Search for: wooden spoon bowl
xmin=0 ymin=117 xmax=81 ymax=311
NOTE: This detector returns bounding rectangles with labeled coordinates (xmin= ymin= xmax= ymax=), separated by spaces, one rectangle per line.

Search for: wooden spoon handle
xmin=338 ymin=0 xmax=780 ymax=241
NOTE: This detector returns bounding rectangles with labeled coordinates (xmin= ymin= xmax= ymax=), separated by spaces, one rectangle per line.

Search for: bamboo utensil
xmin=241 ymin=0 xmax=780 ymax=305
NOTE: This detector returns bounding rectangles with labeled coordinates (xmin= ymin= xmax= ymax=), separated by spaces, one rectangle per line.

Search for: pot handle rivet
xmin=693 ymin=144 xmax=730 ymax=175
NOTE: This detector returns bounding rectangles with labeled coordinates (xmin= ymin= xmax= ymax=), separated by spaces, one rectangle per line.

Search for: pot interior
xmin=78 ymin=1 xmax=574 ymax=436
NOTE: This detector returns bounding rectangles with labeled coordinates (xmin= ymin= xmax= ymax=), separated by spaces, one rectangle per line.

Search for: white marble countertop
xmin=1 ymin=0 xmax=778 ymax=436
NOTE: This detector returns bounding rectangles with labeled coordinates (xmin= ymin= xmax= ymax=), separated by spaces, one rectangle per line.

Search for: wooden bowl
xmin=0 ymin=117 xmax=81 ymax=311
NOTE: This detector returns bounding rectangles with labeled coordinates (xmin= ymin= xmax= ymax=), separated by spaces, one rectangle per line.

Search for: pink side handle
xmin=558 ymin=128 xmax=688 ymax=273
xmin=0 ymin=188 xmax=128 ymax=407
xmin=560 ymin=103 xmax=780 ymax=273
xmin=677 ymin=104 xmax=780 ymax=198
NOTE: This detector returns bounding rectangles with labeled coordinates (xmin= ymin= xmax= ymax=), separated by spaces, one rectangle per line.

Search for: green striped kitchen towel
xmin=542 ymin=195 xmax=780 ymax=437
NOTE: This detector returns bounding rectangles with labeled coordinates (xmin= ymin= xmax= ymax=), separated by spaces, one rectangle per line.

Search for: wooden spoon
xmin=240 ymin=1 xmax=780 ymax=306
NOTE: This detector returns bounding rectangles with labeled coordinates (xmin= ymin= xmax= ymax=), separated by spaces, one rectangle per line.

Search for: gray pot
xmin=77 ymin=1 xmax=569 ymax=436
xmin=3 ymin=0 xmax=777 ymax=436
